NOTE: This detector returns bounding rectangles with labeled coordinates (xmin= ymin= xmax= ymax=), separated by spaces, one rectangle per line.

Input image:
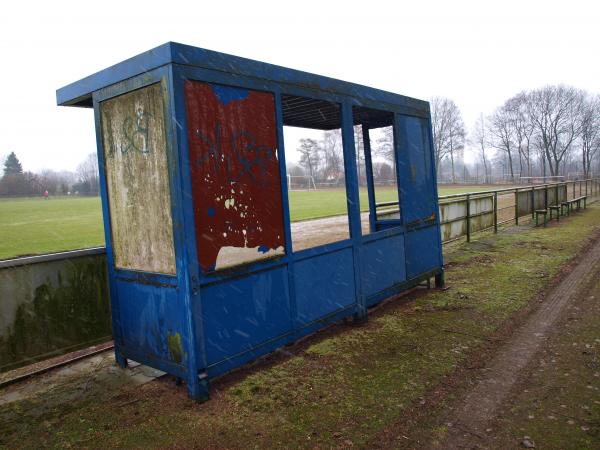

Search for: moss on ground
xmin=1 ymin=205 xmax=600 ymax=449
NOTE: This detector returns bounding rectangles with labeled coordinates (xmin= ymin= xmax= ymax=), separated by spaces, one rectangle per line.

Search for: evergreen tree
xmin=3 ymin=152 xmax=23 ymax=177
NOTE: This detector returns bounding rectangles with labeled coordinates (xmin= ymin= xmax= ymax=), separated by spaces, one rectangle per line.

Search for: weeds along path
xmin=438 ymin=231 xmax=600 ymax=449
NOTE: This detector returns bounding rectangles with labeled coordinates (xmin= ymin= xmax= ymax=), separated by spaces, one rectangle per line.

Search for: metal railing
xmin=437 ymin=179 xmax=600 ymax=244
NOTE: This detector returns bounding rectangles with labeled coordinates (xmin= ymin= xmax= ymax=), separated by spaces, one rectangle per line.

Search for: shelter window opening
xmin=281 ymin=94 xmax=351 ymax=251
xmin=352 ymin=106 xmax=401 ymax=234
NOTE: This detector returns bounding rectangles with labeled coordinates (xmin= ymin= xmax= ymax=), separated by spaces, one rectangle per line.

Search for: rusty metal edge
xmin=0 ymin=341 xmax=114 ymax=389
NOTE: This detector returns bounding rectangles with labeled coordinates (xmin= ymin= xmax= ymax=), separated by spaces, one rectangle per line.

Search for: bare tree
xmin=447 ymin=106 xmax=466 ymax=183
xmin=430 ymin=97 xmax=465 ymax=181
xmin=76 ymin=153 xmax=100 ymax=195
xmin=374 ymin=126 xmax=395 ymax=166
xmin=353 ymin=126 xmax=366 ymax=185
xmin=488 ymin=104 xmax=517 ymax=182
xmin=320 ymin=130 xmax=344 ymax=184
xmin=580 ymin=94 xmax=600 ymax=178
xmin=471 ymin=114 xmax=491 ymax=183
xmin=505 ymin=93 xmax=535 ymax=178
xmin=297 ymin=138 xmax=321 ymax=183
xmin=526 ymin=85 xmax=584 ymax=177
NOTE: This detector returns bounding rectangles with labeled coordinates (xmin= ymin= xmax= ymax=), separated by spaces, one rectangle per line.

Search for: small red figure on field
xmin=43 ymin=190 xmax=49 ymax=200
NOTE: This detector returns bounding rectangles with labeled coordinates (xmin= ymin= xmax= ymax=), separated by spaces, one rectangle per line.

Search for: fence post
xmin=466 ymin=194 xmax=471 ymax=242
xmin=515 ymin=190 xmax=519 ymax=226
xmin=573 ymin=181 xmax=575 ymax=199
xmin=544 ymin=184 xmax=548 ymax=210
xmin=494 ymin=191 xmax=498 ymax=233
xmin=531 ymin=188 xmax=535 ymax=220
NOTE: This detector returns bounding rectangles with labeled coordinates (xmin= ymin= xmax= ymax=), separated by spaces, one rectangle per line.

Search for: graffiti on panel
xmin=101 ymin=83 xmax=176 ymax=275
xmin=115 ymin=109 xmax=153 ymax=155
xmin=185 ymin=82 xmax=285 ymax=272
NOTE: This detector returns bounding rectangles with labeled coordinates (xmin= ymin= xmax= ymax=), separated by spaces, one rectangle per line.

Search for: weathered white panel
xmin=440 ymin=200 xmax=467 ymax=241
xmin=470 ymin=196 xmax=493 ymax=215
xmin=100 ymin=83 xmax=176 ymax=275
xmin=557 ymin=185 xmax=567 ymax=203
xmin=439 ymin=195 xmax=493 ymax=241
xmin=470 ymin=196 xmax=494 ymax=233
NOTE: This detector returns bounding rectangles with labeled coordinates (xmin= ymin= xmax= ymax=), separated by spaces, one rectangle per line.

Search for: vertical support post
xmin=92 ymin=91 xmax=127 ymax=373
xmin=167 ymin=66 xmax=209 ymax=402
xmin=515 ymin=190 xmax=519 ymax=226
xmin=466 ymin=194 xmax=471 ymax=242
xmin=362 ymin=124 xmax=377 ymax=234
xmin=572 ymin=181 xmax=575 ymax=199
xmin=494 ymin=191 xmax=498 ymax=233
xmin=531 ymin=187 xmax=535 ymax=219
xmin=435 ymin=270 xmax=445 ymax=289
xmin=341 ymin=102 xmax=366 ymax=323
xmin=544 ymin=184 xmax=548 ymax=210
xmin=274 ymin=91 xmax=300 ymax=341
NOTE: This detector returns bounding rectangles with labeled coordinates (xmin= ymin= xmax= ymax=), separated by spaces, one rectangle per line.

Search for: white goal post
xmin=287 ymin=174 xmax=317 ymax=191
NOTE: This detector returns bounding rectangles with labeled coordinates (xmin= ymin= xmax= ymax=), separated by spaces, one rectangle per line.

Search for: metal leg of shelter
xmin=435 ymin=270 xmax=445 ymax=289
xmin=353 ymin=309 xmax=368 ymax=324
xmin=115 ymin=349 xmax=128 ymax=369
xmin=188 ymin=373 xmax=210 ymax=403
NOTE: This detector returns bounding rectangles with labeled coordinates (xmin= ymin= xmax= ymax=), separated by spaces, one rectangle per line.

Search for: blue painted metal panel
xmin=293 ymin=249 xmax=356 ymax=325
xmin=200 ymin=267 xmax=292 ymax=366
xmin=115 ymin=280 xmax=189 ymax=368
xmin=362 ymin=234 xmax=406 ymax=299
xmin=57 ymin=42 xmax=429 ymax=118
xmin=205 ymin=303 xmax=356 ymax=378
xmin=405 ymin=226 xmax=440 ymax=279
xmin=397 ymin=115 xmax=437 ymax=226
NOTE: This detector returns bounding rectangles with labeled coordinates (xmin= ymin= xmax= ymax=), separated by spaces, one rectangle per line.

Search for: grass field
xmin=0 ymin=196 xmax=104 ymax=260
xmin=0 ymin=185 xmax=512 ymax=260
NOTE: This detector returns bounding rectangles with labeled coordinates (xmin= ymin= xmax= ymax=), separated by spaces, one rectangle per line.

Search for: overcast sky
xmin=1 ymin=0 xmax=598 ymax=172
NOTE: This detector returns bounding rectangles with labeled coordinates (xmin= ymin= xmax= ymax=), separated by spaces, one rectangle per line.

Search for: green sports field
xmin=0 ymin=185 xmax=507 ymax=260
xmin=0 ymin=197 xmax=105 ymax=260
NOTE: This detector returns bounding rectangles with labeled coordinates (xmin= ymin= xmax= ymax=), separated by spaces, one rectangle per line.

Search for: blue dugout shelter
xmin=57 ymin=42 xmax=444 ymax=400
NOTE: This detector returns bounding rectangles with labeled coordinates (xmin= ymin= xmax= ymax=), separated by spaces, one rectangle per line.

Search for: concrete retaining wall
xmin=0 ymin=248 xmax=111 ymax=372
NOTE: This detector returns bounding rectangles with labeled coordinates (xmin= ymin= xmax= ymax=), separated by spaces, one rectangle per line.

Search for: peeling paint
xmin=185 ymin=82 xmax=285 ymax=272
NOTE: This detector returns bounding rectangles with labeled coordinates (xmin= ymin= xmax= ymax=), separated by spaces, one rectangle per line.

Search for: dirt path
xmin=438 ymin=236 xmax=600 ymax=449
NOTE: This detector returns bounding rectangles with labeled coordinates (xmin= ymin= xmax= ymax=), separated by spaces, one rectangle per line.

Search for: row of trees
xmin=291 ymin=85 xmax=598 ymax=188
xmin=3 ymin=84 xmax=598 ymax=197
xmin=0 ymin=152 xmax=100 ymax=197
xmin=432 ymin=85 xmax=600 ymax=183
xmin=290 ymin=127 xmax=396 ymax=187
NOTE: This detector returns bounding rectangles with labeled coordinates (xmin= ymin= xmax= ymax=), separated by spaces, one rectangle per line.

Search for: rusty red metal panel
xmin=185 ymin=81 xmax=285 ymax=272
